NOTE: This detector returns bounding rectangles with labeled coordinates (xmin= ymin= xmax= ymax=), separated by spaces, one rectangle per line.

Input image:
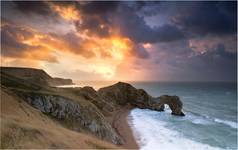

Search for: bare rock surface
xmin=15 ymin=92 xmax=123 ymax=145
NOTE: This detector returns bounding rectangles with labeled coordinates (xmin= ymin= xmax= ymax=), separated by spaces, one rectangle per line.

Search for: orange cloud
xmin=86 ymin=36 xmax=133 ymax=60
xmin=1 ymin=18 xmax=148 ymax=81
xmin=1 ymin=22 xmax=58 ymax=63
xmin=51 ymin=4 xmax=80 ymax=21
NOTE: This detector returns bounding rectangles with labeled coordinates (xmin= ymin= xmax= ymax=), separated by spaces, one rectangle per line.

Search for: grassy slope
xmin=0 ymin=72 xmax=120 ymax=149
xmin=1 ymin=89 xmax=119 ymax=149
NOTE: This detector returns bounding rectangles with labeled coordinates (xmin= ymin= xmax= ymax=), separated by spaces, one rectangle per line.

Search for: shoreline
xmin=109 ymin=105 xmax=139 ymax=149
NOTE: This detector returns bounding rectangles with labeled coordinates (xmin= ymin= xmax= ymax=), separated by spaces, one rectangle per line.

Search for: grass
xmin=1 ymin=86 xmax=120 ymax=149
xmin=1 ymin=122 xmax=42 ymax=149
xmin=0 ymin=72 xmax=44 ymax=91
xmin=1 ymin=71 xmax=119 ymax=148
xmin=85 ymin=140 xmax=111 ymax=149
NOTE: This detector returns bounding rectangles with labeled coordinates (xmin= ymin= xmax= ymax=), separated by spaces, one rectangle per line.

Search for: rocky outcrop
xmin=1 ymin=67 xmax=73 ymax=86
xmin=98 ymin=82 xmax=185 ymax=116
xmin=15 ymin=92 xmax=123 ymax=145
xmin=73 ymin=86 xmax=114 ymax=115
xmin=98 ymin=82 xmax=152 ymax=106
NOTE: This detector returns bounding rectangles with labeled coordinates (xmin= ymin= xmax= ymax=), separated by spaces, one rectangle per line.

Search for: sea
xmin=59 ymin=81 xmax=237 ymax=150
xmin=128 ymin=82 xmax=237 ymax=150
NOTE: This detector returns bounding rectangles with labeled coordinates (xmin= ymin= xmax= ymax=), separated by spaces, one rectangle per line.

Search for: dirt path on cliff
xmin=109 ymin=105 xmax=139 ymax=149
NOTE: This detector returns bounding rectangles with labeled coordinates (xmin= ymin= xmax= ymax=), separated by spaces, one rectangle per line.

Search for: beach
xmin=108 ymin=105 xmax=139 ymax=149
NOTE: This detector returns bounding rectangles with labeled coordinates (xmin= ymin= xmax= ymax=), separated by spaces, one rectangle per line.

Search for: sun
xmin=95 ymin=65 xmax=115 ymax=79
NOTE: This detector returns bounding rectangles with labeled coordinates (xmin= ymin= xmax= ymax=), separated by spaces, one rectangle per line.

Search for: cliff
xmin=1 ymin=71 xmax=123 ymax=147
xmin=1 ymin=67 xmax=185 ymax=149
xmin=1 ymin=89 xmax=119 ymax=149
xmin=1 ymin=67 xmax=73 ymax=86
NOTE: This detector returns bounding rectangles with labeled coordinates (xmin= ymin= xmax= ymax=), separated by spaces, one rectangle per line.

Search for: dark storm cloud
xmin=121 ymin=22 xmax=184 ymax=43
xmin=79 ymin=1 xmax=119 ymax=14
xmin=1 ymin=2 xmax=72 ymax=35
xmin=72 ymin=1 xmax=185 ymax=60
xmin=7 ymin=1 xmax=186 ymax=43
xmin=138 ymin=1 xmax=237 ymax=81
xmin=171 ymin=1 xmax=237 ymax=36
xmin=180 ymin=44 xmax=236 ymax=69
xmin=72 ymin=2 xmax=118 ymax=38
xmin=5 ymin=1 xmax=236 ymax=40
xmin=1 ymin=1 xmax=237 ymax=81
xmin=133 ymin=44 xmax=150 ymax=59
xmin=152 ymin=40 xmax=237 ymax=81
xmin=187 ymin=45 xmax=236 ymax=81
xmin=74 ymin=2 xmax=185 ymax=43
xmin=12 ymin=1 xmax=54 ymax=16
xmin=114 ymin=3 xmax=185 ymax=43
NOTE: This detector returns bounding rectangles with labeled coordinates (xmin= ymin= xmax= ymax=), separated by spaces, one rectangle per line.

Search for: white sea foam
xmin=164 ymin=106 xmax=212 ymax=125
xmin=214 ymin=118 xmax=237 ymax=129
xmin=184 ymin=112 xmax=213 ymax=125
xmin=183 ymin=111 xmax=237 ymax=128
xmin=191 ymin=118 xmax=211 ymax=125
xmin=129 ymin=108 xmax=224 ymax=150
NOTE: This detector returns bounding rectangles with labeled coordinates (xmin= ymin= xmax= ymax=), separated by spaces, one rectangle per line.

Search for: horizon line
xmin=74 ymin=80 xmax=237 ymax=83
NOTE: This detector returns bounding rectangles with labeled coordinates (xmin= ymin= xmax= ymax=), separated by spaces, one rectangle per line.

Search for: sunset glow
xmin=1 ymin=2 xmax=237 ymax=150
xmin=1 ymin=1 xmax=236 ymax=82
xmin=52 ymin=4 xmax=80 ymax=21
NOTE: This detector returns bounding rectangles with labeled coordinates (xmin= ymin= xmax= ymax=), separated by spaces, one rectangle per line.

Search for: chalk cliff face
xmin=1 ymin=67 xmax=185 ymax=149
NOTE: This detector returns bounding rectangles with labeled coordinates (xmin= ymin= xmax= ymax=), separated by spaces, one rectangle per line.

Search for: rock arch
xmin=155 ymin=95 xmax=185 ymax=116
xmin=98 ymin=82 xmax=185 ymax=116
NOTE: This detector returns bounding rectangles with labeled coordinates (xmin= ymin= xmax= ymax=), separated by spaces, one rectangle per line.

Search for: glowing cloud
xmin=52 ymin=4 xmax=80 ymax=21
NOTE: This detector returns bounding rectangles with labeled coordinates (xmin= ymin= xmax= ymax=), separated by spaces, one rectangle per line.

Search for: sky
xmin=1 ymin=1 xmax=237 ymax=82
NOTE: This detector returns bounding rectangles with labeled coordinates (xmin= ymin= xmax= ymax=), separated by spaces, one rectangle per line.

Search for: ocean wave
xmin=181 ymin=111 xmax=212 ymax=125
xmin=213 ymin=118 xmax=237 ymax=129
xmin=183 ymin=110 xmax=237 ymax=129
xmin=129 ymin=108 xmax=225 ymax=150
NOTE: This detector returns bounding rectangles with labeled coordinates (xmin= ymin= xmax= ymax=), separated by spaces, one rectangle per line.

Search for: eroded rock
xmin=152 ymin=95 xmax=185 ymax=116
xmin=98 ymin=82 xmax=185 ymax=116
xmin=73 ymin=86 xmax=115 ymax=115
xmin=17 ymin=92 xmax=123 ymax=145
